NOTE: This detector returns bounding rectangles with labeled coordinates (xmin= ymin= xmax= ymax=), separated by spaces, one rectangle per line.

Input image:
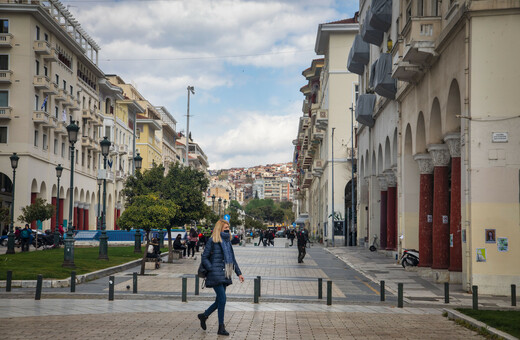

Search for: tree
xmin=122 ymin=164 xmax=165 ymax=206
xmin=272 ymin=208 xmax=285 ymax=226
xmin=229 ymin=210 xmax=242 ymax=229
xmin=118 ymin=194 xmax=178 ymax=274
xmin=228 ymin=200 xmax=242 ymax=212
xmin=17 ymin=198 xmax=55 ymax=247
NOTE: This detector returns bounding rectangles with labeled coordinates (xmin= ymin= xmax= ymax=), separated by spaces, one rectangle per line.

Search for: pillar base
xmin=417 ymin=267 xmax=434 ymax=280
xmin=449 ymin=271 xmax=462 ymax=284
xmin=432 ymin=269 xmax=450 ymax=283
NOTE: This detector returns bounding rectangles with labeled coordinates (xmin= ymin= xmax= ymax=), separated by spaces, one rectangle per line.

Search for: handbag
xmin=197 ymin=263 xmax=208 ymax=278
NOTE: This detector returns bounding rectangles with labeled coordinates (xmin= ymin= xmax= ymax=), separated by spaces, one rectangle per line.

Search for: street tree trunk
xmin=167 ymin=227 xmax=173 ymax=263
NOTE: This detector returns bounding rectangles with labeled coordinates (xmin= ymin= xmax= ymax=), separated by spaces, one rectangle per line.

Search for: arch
xmin=51 ymin=184 xmax=57 ymax=197
xmin=31 ymin=179 xmax=38 ymax=193
xmin=416 ymin=112 xmax=426 ymax=153
xmin=74 ymin=187 xmax=79 ymax=201
xmin=365 ymin=150 xmax=370 ymax=177
xmin=105 ymin=98 xmax=111 ymax=114
xmin=384 ymin=137 xmax=391 ymax=170
xmin=445 ymin=79 xmax=461 ymax=133
xmin=402 ymin=123 xmax=420 ymax=249
xmin=360 ymin=155 xmax=365 ymax=180
xmin=79 ymin=189 xmax=85 ymax=202
xmin=377 ymin=144 xmax=384 ymax=175
xmin=372 ymin=151 xmax=377 ymax=176
xmin=392 ymin=128 xmax=398 ymax=165
xmin=39 ymin=182 xmax=47 ymax=200
xmin=429 ymin=98 xmax=442 ymax=144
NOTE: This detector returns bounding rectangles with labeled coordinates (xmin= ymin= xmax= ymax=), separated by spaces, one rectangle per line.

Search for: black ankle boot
xmin=217 ymin=324 xmax=229 ymax=336
xmin=197 ymin=313 xmax=207 ymax=330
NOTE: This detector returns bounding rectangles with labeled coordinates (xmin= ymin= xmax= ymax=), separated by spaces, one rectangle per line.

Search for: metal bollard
xmin=327 ymin=280 xmax=332 ymax=306
xmin=35 ymin=274 xmax=43 ymax=300
xmin=195 ymin=276 xmax=199 ymax=296
xmin=318 ymin=278 xmax=323 ymax=299
xmin=254 ymin=278 xmax=259 ymax=303
xmin=257 ymin=276 xmax=261 ymax=297
xmin=70 ymin=271 xmax=76 ymax=293
xmin=472 ymin=285 xmax=478 ymax=310
xmin=6 ymin=271 xmax=12 ymax=292
xmin=511 ymin=284 xmax=516 ymax=307
xmin=444 ymin=282 xmax=449 ymax=304
xmin=182 ymin=277 xmax=187 ymax=302
xmin=397 ymin=283 xmax=403 ymax=308
xmin=133 ymin=272 xmax=138 ymax=294
xmin=380 ymin=280 xmax=385 ymax=301
xmin=108 ymin=276 xmax=114 ymax=301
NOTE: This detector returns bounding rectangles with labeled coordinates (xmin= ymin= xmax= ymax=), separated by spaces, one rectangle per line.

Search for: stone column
xmin=445 ymin=133 xmax=462 ymax=272
xmin=414 ymin=153 xmax=434 ymax=267
xmin=31 ymin=193 xmax=37 ymax=229
xmin=78 ymin=203 xmax=84 ymax=231
xmin=73 ymin=201 xmax=79 ymax=230
xmin=384 ymin=169 xmax=397 ymax=250
xmin=377 ymin=175 xmax=388 ymax=249
xmin=428 ymin=144 xmax=451 ymax=270
xmin=59 ymin=198 xmax=64 ymax=226
xmin=83 ymin=204 xmax=90 ymax=231
xmin=51 ymin=197 xmax=57 ymax=231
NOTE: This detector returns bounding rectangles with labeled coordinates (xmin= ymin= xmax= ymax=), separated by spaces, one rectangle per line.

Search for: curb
xmin=444 ymin=308 xmax=518 ymax=340
xmin=0 ymin=254 xmax=168 ymax=289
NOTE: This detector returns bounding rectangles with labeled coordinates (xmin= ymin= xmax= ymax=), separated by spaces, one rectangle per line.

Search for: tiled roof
xmin=323 ymin=13 xmax=359 ymax=25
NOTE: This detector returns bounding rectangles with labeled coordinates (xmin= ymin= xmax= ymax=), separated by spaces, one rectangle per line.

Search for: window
xmin=55 ymin=74 xmax=59 ymax=85
xmin=0 ymin=19 xmax=8 ymax=34
xmin=418 ymin=0 xmax=424 ymax=16
xmin=0 ymin=126 xmax=7 ymax=143
xmin=0 ymin=55 xmax=7 ymax=70
xmin=35 ymin=60 xmax=39 ymax=75
xmin=63 ymin=80 xmax=66 ymax=91
xmin=34 ymin=130 xmax=39 ymax=147
xmin=35 ymin=95 xmax=39 ymax=110
xmin=70 ymin=85 xmax=73 ymax=96
xmin=61 ymin=142 xmax=65 ymax=157
xmin=54 ymin=138 xmax=58 ymax=154
xmin=43 ymin=133 xmax=48 ymax=150
xmin=105 ymin=126 xmax=111 ymax=141
xmin=36 ymin=26 xmax=40 ymax=40
xmin=44 ymin=65 xmax=48 ymax=77
xmin=55 ymin=106 xmax=59 ymax=119
xmin=75 ymin=150 xmax=78 ymax=164
xmin=0 ymin=90 xmax=7 ymax=107
xmin=44 ymin=33 xmax=48 ymax=42
xmin=432 ymin=0 xmax=440 ymax=16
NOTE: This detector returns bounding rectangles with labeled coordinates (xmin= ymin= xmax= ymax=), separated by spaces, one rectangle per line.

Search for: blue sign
xmin=292 ymin=222 xmax=296 ymax=227
xmin=36 ymin=220 xmax=42 ymax=230
xmin=223 ymin=214 xmax=231 ymax=222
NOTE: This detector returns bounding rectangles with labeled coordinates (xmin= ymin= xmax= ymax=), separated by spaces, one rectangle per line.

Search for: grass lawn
xmin=456 ymin=308 xmax=520 ymax=338
xmin=0 ymin=246 xmax=166 ymax=280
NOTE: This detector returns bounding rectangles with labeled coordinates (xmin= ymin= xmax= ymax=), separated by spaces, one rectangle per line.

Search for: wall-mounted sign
xmin=497 ymin=238 xmax=508 ymax=252
xmin=450 ymin=234 xmax=453 ymax=247
xmin=485 ymin=229 xmax=496 ymax=243
xmin=442 ymin=215 xmax=449 ymax=224
xmin=476 ymin=248 xmax=486 ymax=262
xmin=427 ymin=215 xmax=432 ymax=223
xmin=492 ymin=132 xmax=508 ymax=143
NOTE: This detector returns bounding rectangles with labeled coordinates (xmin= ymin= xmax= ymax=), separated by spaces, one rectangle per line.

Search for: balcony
xmin=0 ymin=107 xmax=12 ymax=120
xmin=33 ymin=75 xmax=50 ymax=89
xmin=34 ymin=40 xmax=51 ymax=55
xmin=316 ymin=109 xmax=328 ymax=128
xmin=311 ymin=128 xmax=324 ymax=143
xmin=402 ymin=17 xmax=441 ymax=66
xmin=115 ymin=170 xmax=125 ymax=181
xmin=0 ymin=33 xmax=13 ymax=48
xmin=81 ymin=108 xmax=92 ymax=119
xmin=55 ymin=121 xmax=67 ymax=136
xmin=33 ymin=111 xmax=50 ymax=125
xmin=302 ymin=172 xmax=313 ymax=189
xmin=119 ymin=144 xmax=128 ymax=154
xmin=54 ymin=88 xmax=67 ymax=102
xmin=43 ymin=82 xmax=58 ymax=96
xmin=0 ymin=70 xmax=12 ymax=83
xmin=301 ymin=117 xmax=310 ymax=129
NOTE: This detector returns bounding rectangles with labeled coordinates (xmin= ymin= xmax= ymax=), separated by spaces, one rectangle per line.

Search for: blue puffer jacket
xmin=201 ymin=237 xmax=242 ymax=288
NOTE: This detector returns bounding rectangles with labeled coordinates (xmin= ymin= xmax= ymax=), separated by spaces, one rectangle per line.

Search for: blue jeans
xmin=204 ymin=284 xmax=226 ymax=324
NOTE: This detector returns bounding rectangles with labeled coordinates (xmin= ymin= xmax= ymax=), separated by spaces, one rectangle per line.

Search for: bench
xmin=145 ymin=256 xmax=161 ymax=269
xmin=172 ymin=249 xmax=183 ymax=259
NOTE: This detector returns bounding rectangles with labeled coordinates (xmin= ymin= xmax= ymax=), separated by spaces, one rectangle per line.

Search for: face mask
xmin=223 ymin=230 xmax=230 ymax=233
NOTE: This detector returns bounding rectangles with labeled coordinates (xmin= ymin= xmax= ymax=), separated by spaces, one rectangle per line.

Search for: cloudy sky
xmin=65 ymin=0 xmax=358 ymax=169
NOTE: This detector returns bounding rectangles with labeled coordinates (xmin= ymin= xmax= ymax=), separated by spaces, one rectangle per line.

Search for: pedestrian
xmin=173 ymin=234 xmax=187 ymax=258
xmin=268 ymin=230 xmax=275 ymax=246
xmin=198 ymin=219 xmax=244 ymax=336
xmin=297 ymin=228 xmax=308 ymax=263
xmin=20 ymin=224 xmax=31 ymax=252
xmin=58 ymin=224 xmax=64 ymax=237
xmin=289 ymin=229 xmax=295 ymax=246
xmin=188 ymin=227 xmax=198 ymax=259
xmin=258 ymin=229 xmax=264 ymax=246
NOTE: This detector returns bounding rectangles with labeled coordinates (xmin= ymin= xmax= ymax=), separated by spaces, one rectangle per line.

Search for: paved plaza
xmin=0 ymin=238 xmax=510 ymax=339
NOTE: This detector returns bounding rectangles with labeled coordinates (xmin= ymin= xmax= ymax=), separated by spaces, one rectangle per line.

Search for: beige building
xmin=155 ymin=106 xmax=179 ymax=170
xmin=293 ymin=17 xmax=359 ymax=245
xmin=353 ymin=0 xmax=520 ymax=294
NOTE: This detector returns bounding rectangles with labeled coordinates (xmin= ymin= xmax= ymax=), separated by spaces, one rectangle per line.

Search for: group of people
xmin=173 ymin=226 xmax=212 ymax=259
xmin=257 ymin=229 xmax=275 ymax=246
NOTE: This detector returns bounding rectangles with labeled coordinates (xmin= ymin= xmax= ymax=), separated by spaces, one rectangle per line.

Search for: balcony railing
xmin=316 ymin=109 xmax=328 ymax=128
xmin=33 ymin=75 xmax=50 ymax=89
xmin=402 ymin=17 xmax=441 ymax=66
xmin=0 ymin=33 xmax=13 ymax=48
xmin=119 ymin=144 xmax=128 ymax=154
xmin=0 ymin=70 xmax=12 ymax=83
xmin=0 ymin=107 xmax=13 ymax=120
xmin=34 ymin=40 xmax=51 ymax=55
xmin=33 ymin=111 xmax=50 ymax=125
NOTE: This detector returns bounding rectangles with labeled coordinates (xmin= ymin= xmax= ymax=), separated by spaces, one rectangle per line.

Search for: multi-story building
xmin=293 ymin=17 xmax=359 ymax=244
xmin=0 ymin=0 xmax=107 ymax=232
xmin=352 ymin=0 xmax=520 ymax=294
xmin=155 ymin=106 xmax=179 ymax=170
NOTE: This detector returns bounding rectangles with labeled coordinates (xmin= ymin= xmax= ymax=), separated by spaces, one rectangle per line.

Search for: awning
xmin=361 ymin=10 xmax=383 ymax=46
xmin=370 ymin=0 xmax=393 ymax=32
xmin=373 ymin=53 xmax=396 ymax=99
xmin=351 ymin=34 xmax=369 ymax=65
xmin=369 ymin=60 xmax=378 ymax=88
xmin=347 ymin=47 xmax=365 ymax=75
xmin=356 ymin=94 xmax=376 ymax=127
xmin=294 ymin=214 xmax=309 ymax=224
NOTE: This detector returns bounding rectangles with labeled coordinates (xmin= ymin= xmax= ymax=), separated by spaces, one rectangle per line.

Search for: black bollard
xmin=472 ymin=285 xmax=478 ymax=310
xmin=318 ymin=278 xmax=323 ymax=299
xmin=195 ymin=276 xmax=199 ymax=296
xmin=257 ymin=276 xmax=261 ymax=297
xmin=380 ymin=280 xmax=385 ymax=301
xmin=182 ymin=277 xmax=187 ymax=302
xmin=35 ymin=274 xmax=43 ymax=300
xmin=108 ymin=276 xmax=114 ymax=301
xmin=133 ymin=272 xmax=138 ymax=294
xmin=397 ymin=283 xmax=403 ymax=308
xmin=511 ymin=284 xmax=516 ymax=307
xmin=327 ymin=280 xmax=332 ymax=306
xmin=254 ymin=278 xmax=259 ymax=304
xmin=70 ymin=271 xmax=76 ymax=293
xmin=6 ymin=271 xmax=12 ymax=292
xmin=444 ymin=282 xmax=449 ymax=304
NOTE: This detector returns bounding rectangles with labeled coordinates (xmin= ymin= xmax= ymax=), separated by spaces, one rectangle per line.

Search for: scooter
xmin=369 ymin=234 xmax=379 ymax=252
xmin=400 ymin=249 xmax=419 ymax=268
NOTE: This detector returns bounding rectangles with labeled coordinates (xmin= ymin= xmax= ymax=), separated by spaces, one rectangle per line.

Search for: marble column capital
xmin=377 ymin=175 xmax=388 ymax=191
xmin=444 ymin=132 xmax=461 ymax=158
xmin=384 ymin=169 xmax=397 ymax=187
xmin=413 ymin=153 xmax=434 ymax=174
xmin=428 ymin=144 xmax=451 ymax=167
xmin=74 ymin=201 xmax=79 ymax=207
xmin=83 ymin=203 xmax=90 ymax=209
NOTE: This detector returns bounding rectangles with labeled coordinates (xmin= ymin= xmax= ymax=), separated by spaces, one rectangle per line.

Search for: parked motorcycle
xmin=400 ymin=249 xmax=419 ymax=268
xmin=32 ymin=230 xmax=61 ymax=249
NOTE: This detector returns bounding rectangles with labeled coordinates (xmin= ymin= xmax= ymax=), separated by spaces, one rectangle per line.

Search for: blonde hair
xmin=212 ymin=219 xmax=230 ymax=243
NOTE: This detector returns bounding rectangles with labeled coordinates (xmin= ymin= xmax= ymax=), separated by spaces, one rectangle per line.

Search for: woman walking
xmin=198 ymin=219 xmax=244 ymax=336
xmin=187 ymin=228 xmax=198 ymax=259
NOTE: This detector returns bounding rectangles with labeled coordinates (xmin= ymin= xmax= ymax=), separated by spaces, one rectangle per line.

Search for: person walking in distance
xmin=297 ymin=228 xmax=308 ymax=263
xmin=187 ymin=228 xmax=198 ymax=259
xmin=198 ymin=219 xmax=244 ymax=336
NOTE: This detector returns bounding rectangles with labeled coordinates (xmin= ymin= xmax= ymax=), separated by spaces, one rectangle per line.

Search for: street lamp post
xmin=63 ymin=120 xmax=79 ymax=268
xmin=223 ymin=199 xmax=227 ymax=214
xmin=185 ymin=86 xmax=195 ymax=167
xmin=54 ymin=164 xmax=63 ymax=247
xmin=6 ymin=153 xmax=19 ymax=254
xmin=98 ymin=136 xmax=111 ymax=260
xmin=211 ymin=194 xmax=216 ymax=213
xmin=133 ymin=153 xmax=142 ymax=253
xmin=218 ymin=197 xmax=222 ymax=217
xmin=97 ymin=177 xmax=102 ymax=230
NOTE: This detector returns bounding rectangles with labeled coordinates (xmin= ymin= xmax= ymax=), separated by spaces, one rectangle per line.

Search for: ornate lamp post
xmin=97 ymin=177 xmax=102 ymax=230
xmin=218 ymin=197 xmax=222 ymax=217
xmin=211 ymin=194 xmax=216 ymax=213
xmin=63 ymin=120 xmax=79 ymax=268
xmin=223 ymin=199 xmax=227 ymax=214
xmin=54 ymin=164 xmax=63 ymax=247
xmin=98 ymin=136 xmax=111 ymax=260
xmin=133 ymin=153 xmax=143 ymax=253
xmin=6 ymin=153 xmax=19 ymax=254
